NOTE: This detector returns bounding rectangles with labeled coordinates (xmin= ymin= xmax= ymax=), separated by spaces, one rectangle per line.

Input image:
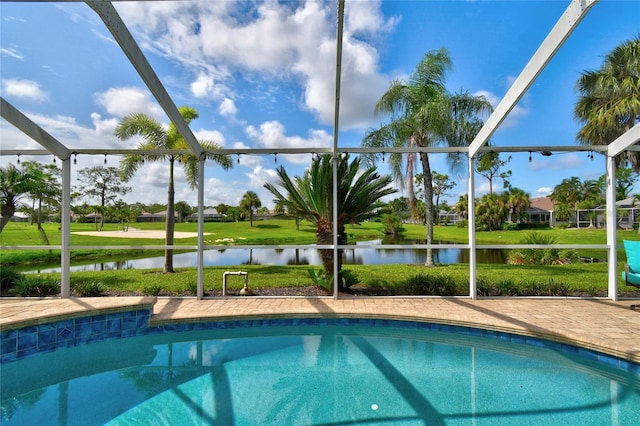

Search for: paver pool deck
xmin=1 ymin=296 xmax=639 ymax=363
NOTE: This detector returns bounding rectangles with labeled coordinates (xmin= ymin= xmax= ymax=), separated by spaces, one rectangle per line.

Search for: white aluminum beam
xmin=332 ymin=0 xmax=345 ymax=299
xmin=608 ymin=123 xmax=640 ymax=157
xmin=605 ymin=155 xmax=618 ymax=300
xmin=468 ymin=156 xmax=477 ymax=299
xmin=197 ymin=155 xmax=205 ymax=300
xmin=468 ymin=0 xmax=598 ymax=158
xmin=60 ymin=159 xmax=71 ymax=297
xmin=0 ymin=97 xmax=70 ymax=160
xmin=86 ymin=1 xmax=203 ymax=157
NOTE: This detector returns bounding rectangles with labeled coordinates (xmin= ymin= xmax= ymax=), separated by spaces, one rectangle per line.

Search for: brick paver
xmin=1 ymin=296 xmax=639 ymax=362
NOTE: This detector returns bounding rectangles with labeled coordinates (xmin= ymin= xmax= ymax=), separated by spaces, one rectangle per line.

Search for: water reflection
xmin=30 ymin=240 xmax=507 ymax=273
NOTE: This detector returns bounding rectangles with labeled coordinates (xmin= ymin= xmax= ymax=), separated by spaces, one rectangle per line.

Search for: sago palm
xmin=115 ymin=106 xmax=232 ymax=273
xmin=264 ymin=153 xmax=395 ymax=293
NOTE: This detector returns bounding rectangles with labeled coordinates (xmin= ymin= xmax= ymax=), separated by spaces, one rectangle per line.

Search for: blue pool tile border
xmin=1 ymin=313 xmax=638 ymax=374
xmin=0 ymin=309 xmax=152 ymax=363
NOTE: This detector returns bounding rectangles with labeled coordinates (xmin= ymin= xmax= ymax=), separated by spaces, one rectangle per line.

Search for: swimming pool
xmin=2 ymin=317 xmax=639 ymax=425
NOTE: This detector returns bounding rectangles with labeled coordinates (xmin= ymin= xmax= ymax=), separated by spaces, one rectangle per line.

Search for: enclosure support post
xmin=331 ymin=0 xmax=345 ymax=299
xmin=606 ymin=155 xmax=618 ymax=301
xmin=468 ymin=156 xmax=477 ymax=299
xmin=197 ymin=155 xmax=205 ymax=299
xmin=60 ymin=158 xmax=71 ymax=298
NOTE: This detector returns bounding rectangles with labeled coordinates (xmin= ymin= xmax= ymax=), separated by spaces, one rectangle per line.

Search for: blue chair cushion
xmin=622 ymin=240 xmax=640 ymax=286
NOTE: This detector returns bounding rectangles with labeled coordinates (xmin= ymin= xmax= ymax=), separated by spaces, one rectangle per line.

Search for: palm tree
xmin=21 ymin=161 xmax=60 ymax=244
xmin=363 ymin=49 xmax=492 ymax=266
xmin=575 ymin=35 xmax=640 ymax=170
xmin=476 ymin=193 xmax=509 ymax=231
xmin=264 ymin=154 xmax=395 ymax=293
xmin=454 ymin=194 xmax=469 ymax=221
xmin=0 ymin=164 xmax=40 ymax=233
xmin=115 ymin=106 xmax=233 ymax=273
xmin=507 ymin=188 xmax=531 ymax=223
xmin=240 ymin=191 xmax=262 ymax=227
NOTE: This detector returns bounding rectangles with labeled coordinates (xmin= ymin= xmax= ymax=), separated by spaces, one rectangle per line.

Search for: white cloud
xmin=246 ymin=165 xmax=279 ymax=189
xmin=0 ymin=47 xmax=23 ymax=61
xmin=536 ymin=187 xmax=552 ymax=196
xmin=218 ymin=98 xmax=238 ymax=120
xmin=232 ymin=141 xmax=263 ymax=168
xmin=475 ymin=182 xmax=491 ymax=196
xmin=93 ymin=86 xmax=164 ymax=120
xmin=245 ymin=120 xmax=328 ymax=164
xmin=194 ymin=129 xmax=226 ymax=147
xmin=1 ymin=78 xmax=47 ymax=102
xmin=90 ymin=112 xmax=119 ymax=136
xmin=190 ymin=72 xmax=216 ymax=98
xmin=345 ymin=0 xmax=400 ymax=36
xmin=115 ymin=0 xmax=396 ymax=130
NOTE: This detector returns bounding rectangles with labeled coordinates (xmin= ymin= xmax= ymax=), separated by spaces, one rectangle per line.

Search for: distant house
xmin=83 ymin=213 xmax=103 ymax=221
xmin=438 ymin=210 xmax=460 ymax=224
xmin=526 ymin=197 xmax=556 ymax=227
xmin=10 ymin=211 xmax=30 ymax=222
xmin=583 ymin=197 xmax=640 ymax=229
xmin=136 ymin=210 xmax=178 ymax=223
xmin=186 ymin=208 xmax=226 ymax=222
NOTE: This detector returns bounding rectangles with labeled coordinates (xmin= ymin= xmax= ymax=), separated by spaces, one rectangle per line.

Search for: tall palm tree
xmin=240 ymin=191 xmax=262 ymax=227
xmin=264 ymin=154 xmax=395 ymax=293
xmin=115 ymin=106 xmax=233 ymax=273
xmin=363 ymin=49 xmax=492 ymax=266
xmin=575 ymin=35 xmax=640 ymax=170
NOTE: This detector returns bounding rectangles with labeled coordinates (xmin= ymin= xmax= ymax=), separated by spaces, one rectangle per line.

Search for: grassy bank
xmin=2 ymin=219 xmax=639 ymax=297
xmin=3 ymin=262 xmax=639 ymax=298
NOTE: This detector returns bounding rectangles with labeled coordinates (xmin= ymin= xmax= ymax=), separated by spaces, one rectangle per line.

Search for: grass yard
xmin=1 ymin=219 xmax=639 ymax=297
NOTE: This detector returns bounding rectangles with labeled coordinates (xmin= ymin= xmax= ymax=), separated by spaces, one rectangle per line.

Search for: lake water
xmin=30 ymin=240 xmax=507 ymax=273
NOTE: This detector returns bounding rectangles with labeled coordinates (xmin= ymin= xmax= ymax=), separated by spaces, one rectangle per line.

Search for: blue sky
xmin=1 ymin=0 xmax=638 ymax=209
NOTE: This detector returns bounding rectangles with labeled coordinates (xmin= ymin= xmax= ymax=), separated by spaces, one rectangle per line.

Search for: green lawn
xmin=1 ymin=219 xmax=639 ymax=296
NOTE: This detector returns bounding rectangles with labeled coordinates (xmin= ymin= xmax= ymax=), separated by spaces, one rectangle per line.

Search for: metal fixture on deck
xmin=222 ymin=271 xmax=252 ymax=296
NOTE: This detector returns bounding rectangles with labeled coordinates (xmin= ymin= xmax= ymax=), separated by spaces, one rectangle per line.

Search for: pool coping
xmin=1 ymin=296 xmax=639 ymax=364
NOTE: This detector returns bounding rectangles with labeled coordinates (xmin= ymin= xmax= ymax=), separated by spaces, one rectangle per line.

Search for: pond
xmin=28 ymin=239 xmax=508 ymax=273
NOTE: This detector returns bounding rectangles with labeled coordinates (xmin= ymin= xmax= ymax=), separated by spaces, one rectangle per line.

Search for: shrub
xmin=476 ymin=277 xmax=493 ymax=296
xmin=456 ymin=220 xmax=468 ymax=228
xmin=522 ymin=279 xmax=546 ymax=296
xmin=307 ymin=268 xmax=328 ymax=290
xmin=73 ymin=280 xmax=106 ymax=297
xmin=508 ymin=232 xmax=559 ymax=265
xmin=1 ymin=268 xmax=22 ymax=291
xmin=495 ymin=279 xmax=519 ymax=296
xmin=14 ymin=275 xmax=60 ymax=297
xmin=341 ymin=270 xmax=359 ymax=289
xmin=381 ymin=214 xmax=404 ymax=235
xmin=142 ymin=284 xmax=163 ymax=296
xmin=546 ymin=279 xmax=570 ymax=296
xmin=557 ymin=249 xmax=579 ymax=264
xmin=185 ymin=281 xmax=198 ymax=295
xmin=398 ymin=273 xmax=457 ymax=296
xmin=502 ymin=222 xmax=519 ymax=231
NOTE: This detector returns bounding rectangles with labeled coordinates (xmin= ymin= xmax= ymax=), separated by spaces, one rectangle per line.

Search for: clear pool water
xmin=2 ymin=322 xmax=639 ymax=425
